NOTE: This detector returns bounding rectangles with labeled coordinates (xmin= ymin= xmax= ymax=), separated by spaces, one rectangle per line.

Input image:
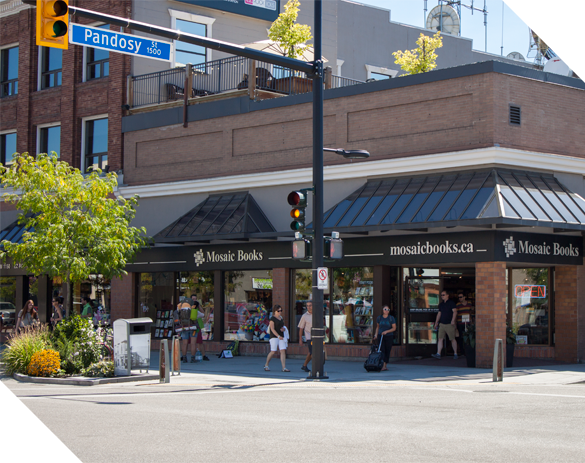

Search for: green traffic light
xmin=52 ymin=20 xmax=67 ymax=37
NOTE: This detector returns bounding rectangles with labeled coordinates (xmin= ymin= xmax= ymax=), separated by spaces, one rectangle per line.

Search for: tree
xmin=0 ymin=153 xmax=148 ymax=316
xmin=393 ymin=32 xmax=443 ymax=75
xmin=268 ymin=0 xmax=312 ymax=59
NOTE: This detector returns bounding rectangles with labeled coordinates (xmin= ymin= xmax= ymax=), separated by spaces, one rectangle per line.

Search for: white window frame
xmin=36 ymin=122 xmax=61 ymax=157
xmin=81 ymin=114 xmax=108 ymax=173
xmin=365 ymin=64 xmax=398 ymax=80
xmin=82 ymin=22 xmax=110 ymax=82
xmin=0 ymin=129 xmax=17 ymax=165
xmin=336 ymin=59 xmax=344 ymax=76
xmin=169 ymin=9 xmax=216 ymax=67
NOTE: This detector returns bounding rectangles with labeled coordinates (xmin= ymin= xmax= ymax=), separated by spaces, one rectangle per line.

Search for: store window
xmin=1 ymin=132 xmax=17 ymax=165
xmin=72 ymin=275 xmax=111 ymax=323
xmin=39 ymin=125 xmax=60 ymax=157
xmin=85 ymin=24 xmax=109 ymax=80
xmin=0 ymin=277 xmax=17 ymax=329
xmin=1 ymin=45 xmax=18 ymax=97
xmin=224 ymin=270 xmax=272 ymax=341
xmin=510 ymin=268 xmax=550 ymax=345
xmin=404 ymin=268 xmax=441 ymax=347
xmin=40 ymin=47 xmax=62 ymax=89
xmin=83 ymin=117 xmax=108 ymax=173
xmin=328 ymin=267 xmax=375 ymax=344
xmin=138 ymin=273 xmax=175 ymax=340
xmin=178 ymin=271 xmax=214 ymax=340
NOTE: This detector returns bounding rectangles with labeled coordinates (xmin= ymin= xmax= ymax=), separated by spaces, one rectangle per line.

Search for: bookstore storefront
xmin=128 ymin=230 xmax=582 ymax=362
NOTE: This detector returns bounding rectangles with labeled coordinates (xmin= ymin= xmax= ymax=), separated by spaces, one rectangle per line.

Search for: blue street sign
xmin=70 ymin=24 xmax=171 ymax=62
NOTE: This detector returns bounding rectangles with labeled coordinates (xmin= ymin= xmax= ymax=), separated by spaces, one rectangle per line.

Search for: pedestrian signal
xmin=37 ymin=0 xmax=69 ymax=50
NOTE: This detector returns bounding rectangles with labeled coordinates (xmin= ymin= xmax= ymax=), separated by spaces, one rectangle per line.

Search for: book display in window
xmin=154 ymin=310 xmax=174 ymax=339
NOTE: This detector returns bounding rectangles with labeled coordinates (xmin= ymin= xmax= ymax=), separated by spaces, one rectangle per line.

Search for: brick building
xmin=2 ymin=0 xmax=585 ymax=367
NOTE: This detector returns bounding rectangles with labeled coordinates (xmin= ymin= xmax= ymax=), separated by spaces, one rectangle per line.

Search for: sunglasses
xmin=383 ymin=308 xmax=390 ymax=311
xmin=276 ymin=309 xmax=282 ymax=312
xmin=458 ymin=296 xmax=464 ymax=299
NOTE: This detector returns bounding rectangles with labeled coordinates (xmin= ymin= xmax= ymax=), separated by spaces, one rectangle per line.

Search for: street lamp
xmin=323 ymin=148 xmax=370 ymax=159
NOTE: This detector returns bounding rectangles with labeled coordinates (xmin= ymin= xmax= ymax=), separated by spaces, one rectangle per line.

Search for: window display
xmin=178 ymin=271 xmax=214 ymax=340
xmin=224 ymin=270 xmax=272 ymax=341
xmin=138 ymin=272 xmax=175 ymax=338
xmin=511 ymin=268 xmax=549 ymax=345
xmin=72 ymin=274 xmax=111 ymax=323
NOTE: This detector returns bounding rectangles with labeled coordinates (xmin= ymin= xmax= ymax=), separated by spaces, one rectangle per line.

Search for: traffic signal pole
xmin=310 ymin=0 xmax=326 ymax=380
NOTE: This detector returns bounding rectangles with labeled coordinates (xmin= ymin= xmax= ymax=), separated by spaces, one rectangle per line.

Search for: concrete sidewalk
xmin=146 ymin=350 xmax=585 ymax=387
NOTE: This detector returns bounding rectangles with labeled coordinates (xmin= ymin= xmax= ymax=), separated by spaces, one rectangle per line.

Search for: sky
xmin=356 ymin=0 xmax=540 ymax=61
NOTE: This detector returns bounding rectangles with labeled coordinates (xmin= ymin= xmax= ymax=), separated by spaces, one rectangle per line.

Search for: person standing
xmin=373 ymin=305 xmax=396 ymax=371
xmin=15 ymin=300 xmax=37 ymax=333
xmin=432 ymin=290 xmax=458 ymax=359
xmin=189 ymin=294 xmax=209 ymax=361
xmin=50 ymin=297 xmax=63 ymax=328
xmin=456 ymin=291 xmax=473 ymax=357
xmin=298 ymin=301 xmax=313 ymax=372
xmin=264 ymin=304 xmax=289 ymax=372
xmin=176 ymin=296 xmax=192 ymax=362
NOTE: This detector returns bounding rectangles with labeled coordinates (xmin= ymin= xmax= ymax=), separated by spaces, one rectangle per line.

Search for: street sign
xmin=317 ymin=267 xmax=328 ymax=290
xmin=69 ymin=23 xmax=171 ymax=62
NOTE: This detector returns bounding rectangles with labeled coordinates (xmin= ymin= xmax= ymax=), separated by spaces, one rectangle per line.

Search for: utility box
xmin=113 ymin=318 xmax=153 ymax=376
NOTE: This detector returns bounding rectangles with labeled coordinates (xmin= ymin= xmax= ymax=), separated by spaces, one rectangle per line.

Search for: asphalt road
xmin=4 ymin=368 xmax=585 ymax=463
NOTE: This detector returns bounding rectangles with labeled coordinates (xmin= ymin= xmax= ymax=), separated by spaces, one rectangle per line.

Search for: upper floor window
xmin=365 ymin=64 xmax=398 ymax=81
xmin=39 ymin=125 xmax=61 ymax=158
xmin=85 ymin=24 xmax=109 ymax=81
xmin=40 ymin=47 xmax=62 ymax=89
xmin=175 ymin=20 xmax=207 ymax=66
xmin=170 ymin=10 xmax=215 ymax=68
xmin=1 ymin=132 xmax=17 ymax=165
xmin=1 ymin=46 xmax=19 ymax=97
xmin=84 ymin=117 xmax=108 ymax=173
xmin=370 ymin=72 xmax=392 ymax=80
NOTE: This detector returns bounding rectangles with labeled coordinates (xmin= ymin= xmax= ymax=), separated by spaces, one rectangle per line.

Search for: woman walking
xmin=374 ymin=305 xmax=397 ymax=371
xmin=15 ymin=300 xmax=38 ymax=333
xmin=264 ymin=304 xmax=289 ymax=372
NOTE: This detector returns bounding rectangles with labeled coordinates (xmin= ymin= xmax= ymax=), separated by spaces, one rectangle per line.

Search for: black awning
xmin=322 ymin=169 xmax=585 ymax=233
xmin=155 ymin=191 xmax=276 ymax=243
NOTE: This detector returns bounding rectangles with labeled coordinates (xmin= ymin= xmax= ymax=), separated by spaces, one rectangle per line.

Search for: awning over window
xmin=155 ymin=191 xmax=276 ymax=243
xmin=0 ymin=219 xmax=31 ymax=245
xmin=322 ymin=169 xmax=585 ymax=233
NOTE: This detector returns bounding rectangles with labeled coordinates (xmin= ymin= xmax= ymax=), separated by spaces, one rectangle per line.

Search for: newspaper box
xmin=113 ymin=317 xmax=153 ymax=376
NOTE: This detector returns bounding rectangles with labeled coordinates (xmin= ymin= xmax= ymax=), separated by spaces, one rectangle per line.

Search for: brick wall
xmin=0 ymin=1 xmax=131 ymax=171
xmin=555 ymin=266 xmax=579 ymax=363
xmin=271 ymin=267 xmax=290 ymax=325
xmin=475 ymin=262 xmax=507 ymax=368
xmin=579 ymin=260 xmax=585 ymax=363
xmin=110 ymin=272 xmax=135 ymax=321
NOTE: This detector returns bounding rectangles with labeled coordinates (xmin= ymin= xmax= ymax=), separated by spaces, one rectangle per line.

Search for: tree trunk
xmin=64 ymin=275 xmax=72 ymax=318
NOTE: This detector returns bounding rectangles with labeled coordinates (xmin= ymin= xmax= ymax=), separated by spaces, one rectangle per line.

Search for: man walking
xmin=298 ymin=301 xmax=313 ymax=372
xmin=432 ymin=290 xmax=458 ymax=359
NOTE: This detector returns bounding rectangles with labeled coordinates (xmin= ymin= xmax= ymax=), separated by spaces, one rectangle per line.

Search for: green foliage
xmin=393 ymin=32 xmax=443 ymax=75
xmin=81 ymin=360 xmax=114 ymax=378
xmin=1 ymin=325 xmax=52 ymax=375
xmin=52 ymin=315 xmax=102 ymax=370
xmin=268 ymin=0 xmax=312 ymax=59
xmin=0 ymin=152 xmax=148 ymax=314
xmin=462 ymin=323 xmax=475 ymax=348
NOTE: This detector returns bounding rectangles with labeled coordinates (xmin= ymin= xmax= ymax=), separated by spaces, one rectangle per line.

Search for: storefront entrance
xmin=404 ymin=268 xmax=475 ymax=358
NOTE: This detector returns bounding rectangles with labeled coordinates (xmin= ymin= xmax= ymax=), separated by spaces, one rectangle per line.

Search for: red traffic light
xmin=287 ymin=191 xmax=307 ymax=207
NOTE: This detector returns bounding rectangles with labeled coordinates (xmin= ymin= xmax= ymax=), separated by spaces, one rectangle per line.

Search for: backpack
xmin=178 ymin=307 xmax=191 ymax=327
xmin=227 ymin=340 xmax=239 ymax=356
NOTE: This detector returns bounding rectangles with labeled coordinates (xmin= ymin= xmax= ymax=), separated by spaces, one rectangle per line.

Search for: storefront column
xmin=110 ymin=273 xmax=135 ymax=322
xmin=272 ymin=268 xmax=290 ymax=324
xmin=475 ymin=262 xmax=507 ymax=368
xmin=555 ymin=266 xmax=578 ymax=363
xmin=36 ymin=276 xmax=50 ymax=324
xmin=579 ymin=260 xmax=585 ymax=363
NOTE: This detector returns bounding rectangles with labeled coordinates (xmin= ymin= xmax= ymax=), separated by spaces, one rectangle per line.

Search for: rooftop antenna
xmin=501 ymin=2 xmax=504 ymax=56
xmin=426 ymin=1 xmax=489 ymax=50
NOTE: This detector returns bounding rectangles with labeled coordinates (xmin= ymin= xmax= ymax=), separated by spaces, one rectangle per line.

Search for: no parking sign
xmin=317 ymin=267 xmax=328 ymax=290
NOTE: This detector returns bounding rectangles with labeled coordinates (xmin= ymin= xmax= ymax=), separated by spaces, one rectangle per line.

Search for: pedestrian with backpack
xmin=189 ymin=294 xmax=209 ymax=361
xmin=176 ymin=296 xmax=192 ymax=362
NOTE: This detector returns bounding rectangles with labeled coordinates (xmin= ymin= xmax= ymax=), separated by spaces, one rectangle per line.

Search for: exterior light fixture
xmin=323 ymin=148 xmax=370 ymax=159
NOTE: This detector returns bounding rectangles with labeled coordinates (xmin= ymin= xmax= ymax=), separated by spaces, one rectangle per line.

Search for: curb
xmin=13 ymin=372 xmax=159 ymax=386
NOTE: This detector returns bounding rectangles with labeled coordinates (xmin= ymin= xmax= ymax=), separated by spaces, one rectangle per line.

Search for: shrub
xmin=82 ymin=360 xmax=114 ymax=378
xmin=1 ymin=325 xmax=51 ymax=375
xmin=27 ymin=349 xmax=61 ymax=377
xmin=52 ymin=315 xmax=102 ymax=371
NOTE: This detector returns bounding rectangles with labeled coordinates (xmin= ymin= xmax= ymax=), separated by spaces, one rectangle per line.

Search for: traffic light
xmin=36 ymin=0 xmax=69 ymax=50
xmin=288 ymin=190 xmax=307 ymax=232
xmin=325 ymin=232 xmax=343 ymax=259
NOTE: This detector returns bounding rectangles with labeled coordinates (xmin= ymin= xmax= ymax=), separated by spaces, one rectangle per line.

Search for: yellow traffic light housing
xmin=36 ymin=0 xmax=69 ymax=50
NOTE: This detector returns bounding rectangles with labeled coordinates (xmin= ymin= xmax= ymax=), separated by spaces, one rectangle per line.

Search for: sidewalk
xmin=146 ymin=350 xmax=585 ymax=387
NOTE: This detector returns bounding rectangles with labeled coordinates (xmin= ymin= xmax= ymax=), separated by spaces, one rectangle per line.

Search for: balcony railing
xmin=128 ymin=56 xmax=365 ymax=109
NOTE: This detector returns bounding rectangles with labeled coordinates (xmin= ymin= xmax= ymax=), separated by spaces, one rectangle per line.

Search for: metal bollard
xmin=159 ymin=339 xmax=170 ymax=383
xmin=493 ymin=338 xmax=504 ymax=382
xmin=171 ymin=335 xmax=181 ymax=376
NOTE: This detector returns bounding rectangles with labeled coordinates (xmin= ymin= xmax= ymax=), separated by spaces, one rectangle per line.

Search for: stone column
xmin=555 ymin=266 xmax=578 ymax=363
xmin=475 ymin=262 xmax=507 ymax=368
xmin=272 ymin=267 xmax=290 ymax=326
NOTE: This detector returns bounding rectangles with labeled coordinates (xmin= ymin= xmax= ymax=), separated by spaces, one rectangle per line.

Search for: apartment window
xmin=170 ymin=11 xmax=215 ymax=68
xmin=85 ymin=24 xmax=109 ymax=80
xmin=175 ymin=20 xmax=207 ymax=66
xmin=1 ymin=132 xmax=17 ymax=165
xmin=365 ymin=64 xmax=398 ymax=81
xmin=84 ymin=118 xmax=108 ymax=172
xmin=371 ymin=72 xmax=391 ymax=80
xmin=41 ymin=47 xmax=62 ymax=89
xmin=1 ymin=46 xmax=18 ymax=97
xmin=39 ymin=125 xmax=61 ymax=157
